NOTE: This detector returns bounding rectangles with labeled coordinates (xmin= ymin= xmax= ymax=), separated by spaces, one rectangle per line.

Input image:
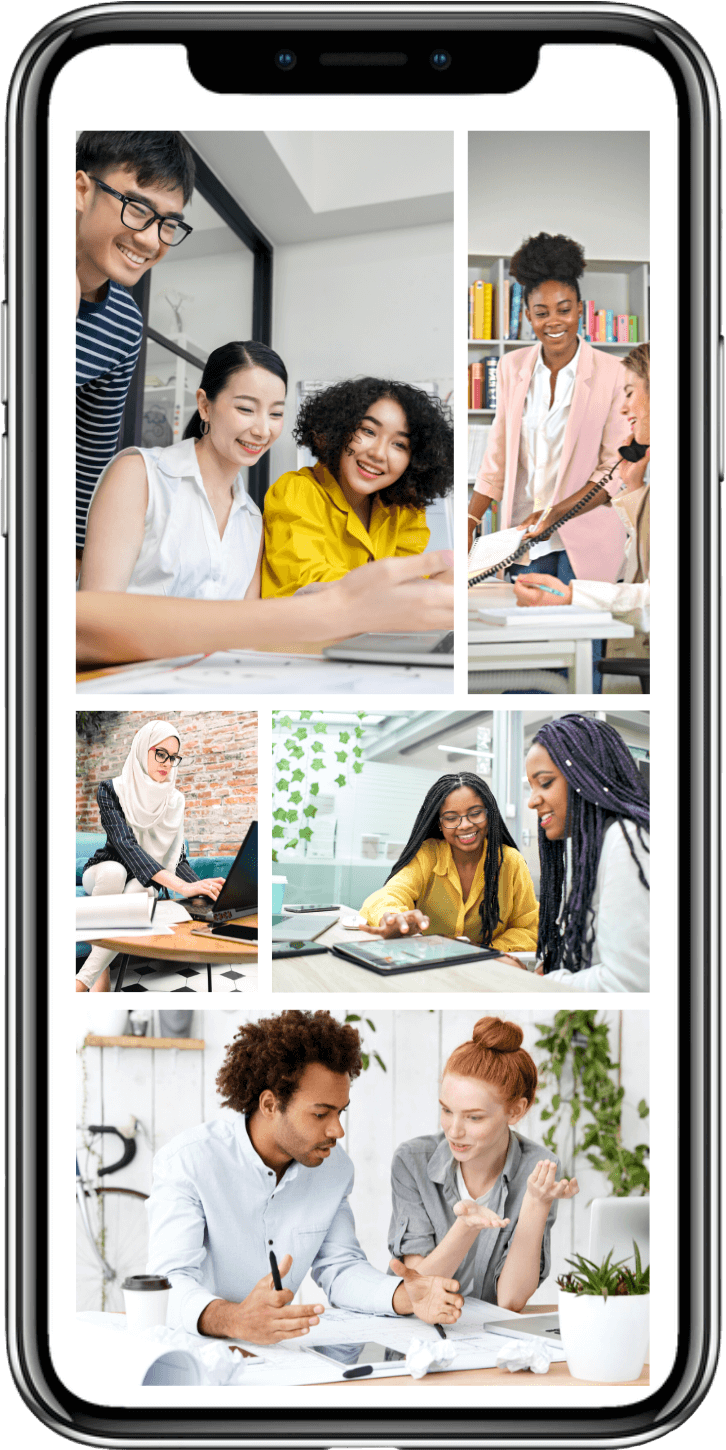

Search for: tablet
xmin=330 ymin=935 xmax=500 ymax=975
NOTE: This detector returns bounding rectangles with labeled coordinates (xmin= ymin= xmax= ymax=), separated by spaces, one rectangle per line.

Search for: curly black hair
xmin=293 ymin=378 xmax=453 ymax=509
xmin=510 ymin=232 xmax=586 ymax=306
xmin=216 ymin=1010 xmax=363 ymax=1116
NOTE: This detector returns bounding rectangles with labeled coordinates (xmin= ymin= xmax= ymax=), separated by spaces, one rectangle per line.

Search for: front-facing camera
xmin=275 ymin=49 xmax=297 ymax=71
xmin=430 ymin=50 xmax=452 ymax=70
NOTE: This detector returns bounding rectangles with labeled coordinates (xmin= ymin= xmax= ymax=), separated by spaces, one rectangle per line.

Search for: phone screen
xmin=6 ymin=9 xmax=711 ymax=1443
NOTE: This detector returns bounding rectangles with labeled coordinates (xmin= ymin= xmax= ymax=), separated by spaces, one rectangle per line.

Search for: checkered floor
xmin=105 ymin=960 xmax=258 ymax=993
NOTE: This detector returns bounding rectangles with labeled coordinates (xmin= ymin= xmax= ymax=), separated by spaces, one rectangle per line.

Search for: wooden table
xmin=93 ymin=915 xmax=258 ymax=993
xmin=469 ymin=582 xmax=635 ymax=694
xmin=325 ymin=1305 xmax=649 ymax=1388
xmin=272 ymin=912 xmax=570 ymax=995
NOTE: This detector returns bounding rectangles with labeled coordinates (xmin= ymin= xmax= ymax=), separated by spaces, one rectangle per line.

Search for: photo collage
xmin=73 ymin=127 xmax=652 ymax=1399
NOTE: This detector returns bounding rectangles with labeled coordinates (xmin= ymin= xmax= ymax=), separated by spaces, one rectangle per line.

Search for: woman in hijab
xmin=76 ymin=720 xmax=224 ymax=992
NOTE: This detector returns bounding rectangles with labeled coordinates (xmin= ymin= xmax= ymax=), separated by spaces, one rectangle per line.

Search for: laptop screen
xmin=210 ymin=821 xmax=258 ymax=912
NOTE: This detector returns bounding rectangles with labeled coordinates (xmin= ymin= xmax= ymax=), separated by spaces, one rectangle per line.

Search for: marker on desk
xmin=343 ymin=1364 xmax=375 ymax=1379
xmin=269 ymin=1249 xmax=283 ymax=1291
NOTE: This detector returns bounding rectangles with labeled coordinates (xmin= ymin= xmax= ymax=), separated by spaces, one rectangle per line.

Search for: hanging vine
xmin=271 ymin=710 xmax=367 ymax=862
xmin=534 ymin=1010 xmax=650 ymax=1197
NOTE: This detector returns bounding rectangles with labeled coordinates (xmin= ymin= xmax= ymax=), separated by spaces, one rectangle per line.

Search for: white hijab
xmin=113 ymin=720 xmax=186 ymax=872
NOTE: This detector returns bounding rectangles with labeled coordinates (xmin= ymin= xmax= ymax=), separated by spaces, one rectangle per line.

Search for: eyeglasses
xmin=439 ymin=806 xmax=487 ymax=827
xmin=88 ymin=175 xmax=193 ymax=247
xmin=154 ymin=748 xmax=182 ymax=767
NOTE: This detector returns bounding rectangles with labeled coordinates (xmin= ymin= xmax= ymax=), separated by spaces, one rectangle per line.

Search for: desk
xmin=77 ymin=648 xmax=452 ymax=696
xmin=469 ymin=583 xmax=634 ymax=694
xmin=324 ymin=1305 xmax=649 ymax=1388
xmin=93 ymin=916 xmax=258 ymax=994
xmin=272 ymin=911 xmax=570 ymax=995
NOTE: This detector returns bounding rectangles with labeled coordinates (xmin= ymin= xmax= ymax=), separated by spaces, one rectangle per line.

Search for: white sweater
xmin=545 ymin=819 xmax=650 ymax=993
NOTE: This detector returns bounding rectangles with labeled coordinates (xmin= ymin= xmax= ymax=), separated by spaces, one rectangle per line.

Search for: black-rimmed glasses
xmin=154 ymin=747 xmax=183 ymax=767
xmin=439 ymin=806 xmax=487 ymax=827
xmin=88 ymin=176 xmax=193 ymax=247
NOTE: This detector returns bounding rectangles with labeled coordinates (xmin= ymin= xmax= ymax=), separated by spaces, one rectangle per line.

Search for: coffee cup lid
xmin=121 ymin=1274 xmax=171 ymax=1292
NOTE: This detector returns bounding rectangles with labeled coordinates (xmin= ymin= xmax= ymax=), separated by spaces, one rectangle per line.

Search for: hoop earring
xmin=200 ymin=419 xmax=210 ymax=436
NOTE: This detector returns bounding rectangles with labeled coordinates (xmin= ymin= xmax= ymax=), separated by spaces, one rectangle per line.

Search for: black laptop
xmin=184 ymin=821 xmax=258 ymax=923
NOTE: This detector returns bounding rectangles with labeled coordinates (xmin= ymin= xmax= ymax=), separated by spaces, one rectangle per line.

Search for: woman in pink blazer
xmin=468 ymin=234 xmax=628 ymax=584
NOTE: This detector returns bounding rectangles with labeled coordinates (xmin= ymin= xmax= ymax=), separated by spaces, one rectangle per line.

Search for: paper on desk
xmin=301 ymin=1296 xmax=513 ymax=1353
xmin=75 ymin=924 xmax=174 ymax=942
xmin=476 ymin=605 xmax=613 ymax=627
xmin=77 ymin=650 xmax=452 ymax=697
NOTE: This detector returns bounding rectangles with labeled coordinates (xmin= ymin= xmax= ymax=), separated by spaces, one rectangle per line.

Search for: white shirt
xmin=571 ymin=476 xmax=650 ymax=630
xmin=96 ymin=436 xmax=262 ymax=600
xmin=545 ymin=819 xmax=650 ymax=992
xmin=146 ymin=1114 xmax=402 ymax=1336
xmin=513 ymin=340 xmax=580 ymax=561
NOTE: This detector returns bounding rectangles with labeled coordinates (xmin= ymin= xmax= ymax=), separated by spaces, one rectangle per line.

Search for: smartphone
xmin=209 ymin=922 xmax=258 ymax=943
xmin=5 ymin=4 xmax=719 ymax=1447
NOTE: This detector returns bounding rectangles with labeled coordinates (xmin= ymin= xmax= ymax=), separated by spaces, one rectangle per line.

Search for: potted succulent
xmin=557 ymin=1242 xmax=649 ymax=1382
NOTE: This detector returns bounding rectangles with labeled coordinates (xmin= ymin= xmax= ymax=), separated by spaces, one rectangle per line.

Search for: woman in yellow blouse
xmin=359 ymin=773 xmax=538 ymax=956
xmin=261 ymin=377 xmax=453 ymax=596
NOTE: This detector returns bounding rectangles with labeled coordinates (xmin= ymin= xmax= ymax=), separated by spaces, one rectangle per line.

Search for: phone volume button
xmin=718 ymin=336 xmax=724 ymax=484
xmin=1 ymin=300 xmax=7 ymax=405
xmin=1 ymin=433 xmax=7 ymax=538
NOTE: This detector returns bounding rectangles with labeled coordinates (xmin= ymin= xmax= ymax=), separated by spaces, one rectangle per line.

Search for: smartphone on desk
xmin=4 ymin=4 xmax=719 ymax=1446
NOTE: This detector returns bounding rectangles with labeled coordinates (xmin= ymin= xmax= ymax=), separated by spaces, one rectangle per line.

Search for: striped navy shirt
xmin=76 ymin=281 xmax=144 ymax=549
xmin=83 ymin=780 xmax=200 ymax=889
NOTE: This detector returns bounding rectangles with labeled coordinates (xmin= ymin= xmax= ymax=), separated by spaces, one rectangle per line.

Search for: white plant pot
xmin=557 ymin=1288 xmax=649 ymax=1382
xmin=86 ymin=1005 xmax=129 ymax=1039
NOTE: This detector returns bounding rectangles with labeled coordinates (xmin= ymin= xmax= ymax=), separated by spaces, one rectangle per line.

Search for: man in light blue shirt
xmin=147 ymin=1010 xmax=464 ymax=1342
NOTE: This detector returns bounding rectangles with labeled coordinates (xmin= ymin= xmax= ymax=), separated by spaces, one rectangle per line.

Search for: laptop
xmin=184 ymin=821 xmax=258 ymax=923
xmin=323 ymin=630 xmax=454 ymax=667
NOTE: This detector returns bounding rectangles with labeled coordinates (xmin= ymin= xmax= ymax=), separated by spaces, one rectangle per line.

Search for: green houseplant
xmin=556 ymin=1242 xmax=649 ymax=1382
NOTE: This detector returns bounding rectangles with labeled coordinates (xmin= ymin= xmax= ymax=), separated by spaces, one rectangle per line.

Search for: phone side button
xmin=1 ymin=432 xmax=7 ymax=537
xmin=1 ymin=300 xmax=7 ymax=405
xmin=719 ymin=336 xmax=724 ymax=484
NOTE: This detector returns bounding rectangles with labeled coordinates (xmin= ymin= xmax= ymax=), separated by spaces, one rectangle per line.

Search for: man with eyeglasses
xmin=76 ymin=132 xmax=195 ymax=567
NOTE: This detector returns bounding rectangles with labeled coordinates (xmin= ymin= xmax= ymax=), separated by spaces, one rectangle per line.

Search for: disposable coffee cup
xmin=121 ymin=1274 xmax=171 ymax=1331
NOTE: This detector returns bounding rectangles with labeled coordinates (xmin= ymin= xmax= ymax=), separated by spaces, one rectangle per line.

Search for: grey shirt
xmin=388 ymin=1129 xmax=560 ymax=1305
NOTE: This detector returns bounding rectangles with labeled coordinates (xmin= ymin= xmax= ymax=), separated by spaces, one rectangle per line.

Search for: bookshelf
xmin=467 ymin=253 xmax=650 ymax=485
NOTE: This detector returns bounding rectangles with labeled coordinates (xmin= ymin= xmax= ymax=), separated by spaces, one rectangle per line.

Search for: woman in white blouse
xmin=513 ymin=344 xmax=650 ymax=631
xmin=516 ymin=714 xmax=650 ymax=992
xmin=79 ymin=340 xmax=286 ymax=599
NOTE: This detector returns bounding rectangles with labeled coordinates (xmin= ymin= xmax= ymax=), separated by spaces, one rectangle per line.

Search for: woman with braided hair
xmin=358 ymin=773 xmax=538 ymax=956
xmin=519 ymin=714 xmax=650 ymax=992
xmin=389 ymin=1016 xmax=578 ymax=1311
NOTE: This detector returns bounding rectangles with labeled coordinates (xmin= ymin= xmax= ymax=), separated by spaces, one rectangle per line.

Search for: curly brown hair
xmin=216 ymin=1010 xmax=363 ymax=1115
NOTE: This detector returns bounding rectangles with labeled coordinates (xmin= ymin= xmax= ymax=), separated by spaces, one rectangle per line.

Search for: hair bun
xmin=472 ymin=1016 xmax=523 ymax=1053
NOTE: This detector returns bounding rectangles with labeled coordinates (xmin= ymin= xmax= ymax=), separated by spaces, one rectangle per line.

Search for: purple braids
xmin=533 ymin=715 xmax=650 ymax=975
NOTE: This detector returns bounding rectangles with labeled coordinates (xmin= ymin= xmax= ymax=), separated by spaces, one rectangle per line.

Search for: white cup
xmin=122 ymin=1275 xmax=171 ymax=1332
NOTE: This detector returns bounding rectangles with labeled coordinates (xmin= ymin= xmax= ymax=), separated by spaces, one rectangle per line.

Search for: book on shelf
xmin=509 ymin=282 xmax=523 ymax=340
xmin=502 ymin=279 xmax=510 ymax=339
xmin=582 ymin=301 xmax=640 ymax=346
xmin=484 ymin=356 xmax=498 ymax=409
xmin=470 ymin=361 xmax=484 ymax=410
xmin=470 ymin=279 xmax=494 ymax=340
xmin=468 ymin=423 xmax=490 ymax=479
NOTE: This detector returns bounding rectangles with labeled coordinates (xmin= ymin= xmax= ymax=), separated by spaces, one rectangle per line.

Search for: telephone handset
xmin=618 ymin=438 xmax=649 ymax=463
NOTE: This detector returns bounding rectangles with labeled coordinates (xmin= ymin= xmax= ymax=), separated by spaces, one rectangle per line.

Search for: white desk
xmin=468 ymin=583 xmax=634 ymax=694
xmin=272 ymin=910 xmax=571 ymax=994
xmin=77 ymin=647 xmax=453 ymax=696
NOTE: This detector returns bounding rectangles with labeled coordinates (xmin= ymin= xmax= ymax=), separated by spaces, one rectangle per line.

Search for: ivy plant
xmin=535 ymin=1010 xmax=650 ymax=1197
xmin=271 ymin=710 xmax=367 ymax=862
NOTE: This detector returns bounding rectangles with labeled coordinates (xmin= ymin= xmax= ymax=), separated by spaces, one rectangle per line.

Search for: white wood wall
xmin=76 ymin=1007 xmax=649 ymax=1305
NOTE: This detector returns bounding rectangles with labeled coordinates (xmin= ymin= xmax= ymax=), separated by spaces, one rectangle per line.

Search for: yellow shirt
xmin=360 ymin=838 xmax=539 ymax=953
xmin=260 ymin=463 xmax=430 ymax=597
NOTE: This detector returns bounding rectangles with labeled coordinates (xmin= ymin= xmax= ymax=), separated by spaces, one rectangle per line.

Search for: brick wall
xmin=76 ymin=712 xmax=257 ymax=855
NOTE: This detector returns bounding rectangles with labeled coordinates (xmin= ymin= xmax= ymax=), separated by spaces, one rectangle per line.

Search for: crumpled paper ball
xmin=136 ymin=1324 xmax=254 ymax=1385
xmin=405 ymin=1337 xmax=457 ymax=1379
xmin=494 ymin=1337 xmax=557 ymax=1374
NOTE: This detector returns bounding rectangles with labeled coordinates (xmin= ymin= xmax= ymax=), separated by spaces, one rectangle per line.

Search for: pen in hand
xmin=434 ymin=1323 xmax=447 ymax=1340
xmin=269 ymin=1249 xmax=283 ymax=1291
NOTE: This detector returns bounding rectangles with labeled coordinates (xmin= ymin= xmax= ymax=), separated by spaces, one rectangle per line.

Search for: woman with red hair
xmin=388 ymin=1017 xmax=578 ymax=1312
